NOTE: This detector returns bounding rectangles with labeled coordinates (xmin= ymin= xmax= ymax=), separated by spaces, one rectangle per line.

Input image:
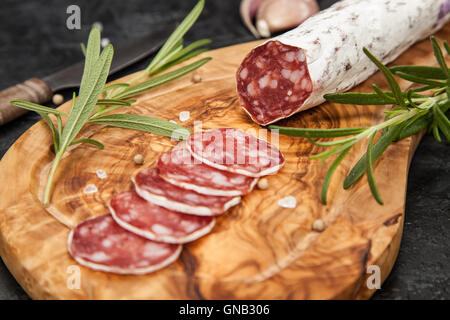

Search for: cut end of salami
xmin=67 ymin=214 xmax=182 ymax=275
xmin=157 ymin=148 xmax=258 ymax=196
xmin=109 ymin=190 xmax=215 ymax=244
xmin=236 ymin=40 xmax=313 ymax=125
xmin=186 ymin=128 xmax=285 ymax=177
xmin=133 ymin=168 xmax=241 ymax=216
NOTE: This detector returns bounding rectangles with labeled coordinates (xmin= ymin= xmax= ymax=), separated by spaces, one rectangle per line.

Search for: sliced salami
xmin=186 ymin=128 xmax=284 ymax=177
xmin=237 ymin=0 xmax=450 ymax=125
xmin=67 ymin=214 xmax=182 ymax=275
xmin=109 ymin=190 xmax=215 ymax=244
xmin=157 ymin=148 xmax=258 ymax=196
xmin=133 ymin=168 xmax=241 ymax=216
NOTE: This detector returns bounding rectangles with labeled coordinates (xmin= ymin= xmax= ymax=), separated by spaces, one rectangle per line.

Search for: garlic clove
xmin=256 ymin=19 xmax=271 ymax=38
xmin=240 ymin=0 xmax=265 ymax=38
xmin=256 ymin=0 xmax=319 ymax=37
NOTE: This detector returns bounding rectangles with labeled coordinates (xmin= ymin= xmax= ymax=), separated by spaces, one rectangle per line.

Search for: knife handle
xmin=0 ymin=78 xmax=53 ymax=126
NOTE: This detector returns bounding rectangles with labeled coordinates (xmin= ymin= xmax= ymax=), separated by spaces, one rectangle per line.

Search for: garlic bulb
xmin=240 ymin=0 xmax=319 ymax=38
xmin=256 ymin=0 xmax=319 ymax=37
xmin=240 ymin=0 xmax=264 ymax=38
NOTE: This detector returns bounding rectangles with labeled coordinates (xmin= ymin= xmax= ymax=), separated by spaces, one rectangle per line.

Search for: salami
xmin=157 ymin=148 xmax=258 ymax=196
xmin=67 ymin=214 xmax=182 ymax=275
xmin=133 ymin=168 xmax=241 ymax=216
xmin=237 ymin=0 xmax=450 ymax=125
xmin=186 ymin=128 xmax=284 ymax=177
xmin=109 ymin=190 xmax=215 ymax=243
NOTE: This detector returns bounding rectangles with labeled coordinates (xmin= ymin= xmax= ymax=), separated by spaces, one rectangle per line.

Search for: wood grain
xmin=0 ymin=24 xmax=448 ymax=299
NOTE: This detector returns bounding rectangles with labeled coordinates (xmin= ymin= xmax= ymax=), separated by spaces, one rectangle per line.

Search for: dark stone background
xmin=0 ymin=0 xmax=448 ymax=300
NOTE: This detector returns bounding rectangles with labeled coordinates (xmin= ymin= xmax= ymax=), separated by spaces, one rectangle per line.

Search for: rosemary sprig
xmin=270 ymin=37 xmax=450 ymax=205
xmin=10 ymin=0 xmax=210 ymax=206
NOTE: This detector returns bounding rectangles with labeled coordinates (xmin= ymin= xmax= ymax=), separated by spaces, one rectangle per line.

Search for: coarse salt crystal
xmin=169 ymin=120 xmax=177 ymax=124
xmin=278 ymin=196 xmax=297 ymax=208
xmin=96 ymin=169 xmax=107 ymax=179
xmin=92 ymin=22 xmax=103 ymax=32
xmin=101 ymin=38 xmax=110 ymax=48
xmin=83 ymin=184 xmax=98 ymax=194
xmin=179 ymin=111 xmax=190 ymax=122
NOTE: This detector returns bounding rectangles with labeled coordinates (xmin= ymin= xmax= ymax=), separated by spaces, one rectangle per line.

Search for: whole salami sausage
xmin=109 ymin=190 xmax=215 ymax=244
xmin=236 ymin=0 xmax=450 ymax=125
xmin=68 ymin=214 xmax=182 ymax=275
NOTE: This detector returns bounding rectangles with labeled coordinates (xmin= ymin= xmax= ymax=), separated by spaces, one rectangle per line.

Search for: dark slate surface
xmin=0 ymin=0 xmax=448 ymax=300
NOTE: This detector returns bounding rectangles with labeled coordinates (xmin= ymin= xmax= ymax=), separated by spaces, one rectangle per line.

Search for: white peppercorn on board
xmin=0 ymin=24 xmax=448 ymax=299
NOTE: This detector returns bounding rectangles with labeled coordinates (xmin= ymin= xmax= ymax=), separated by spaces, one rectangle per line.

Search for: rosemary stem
xmin=353 ymin=93 xmax=448 ymax=142
xmin=43 ymin=152 xmax=63 ymax=206
xmin=106 ymin=70 xmax=150 ymax=99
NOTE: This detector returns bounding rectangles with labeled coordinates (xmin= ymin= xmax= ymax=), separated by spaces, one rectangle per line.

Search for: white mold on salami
xmin=236 ymin=0 xmax=450 ymax=125
xmin=186 ymin=128 xmax=285 ymax=177
xmin=133 ymin=168 xmax=241 ymax=216
xmin=67 ymin=214 xmax=182 ymax=275
xmin=109 ymin=190 xmax=215 ymax=244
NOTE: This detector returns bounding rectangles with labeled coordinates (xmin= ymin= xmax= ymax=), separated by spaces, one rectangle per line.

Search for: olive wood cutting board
xmin=0 ymin=23 xmax=448 ymax=299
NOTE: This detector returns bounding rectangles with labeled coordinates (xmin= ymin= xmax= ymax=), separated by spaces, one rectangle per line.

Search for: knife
xmin=0 ymin=25 xmax=176 ymax=126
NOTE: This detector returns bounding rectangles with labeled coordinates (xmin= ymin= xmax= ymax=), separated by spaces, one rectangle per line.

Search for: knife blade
xmin=0 ymin=24 xmax=176 ymax=125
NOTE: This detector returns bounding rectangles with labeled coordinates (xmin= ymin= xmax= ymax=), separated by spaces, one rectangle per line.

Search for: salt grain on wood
xmin=179 ymin=111 xmax=190 ymax=122
xmin=278 ymin=196 xmax=297 ymax=208
xmin=96 ymin=169 xmax=107 ymax=179
xmin=83 ymin=184 xmax=98 ymax=194
xmin=101 ymin=38 xmax=110 ymax=48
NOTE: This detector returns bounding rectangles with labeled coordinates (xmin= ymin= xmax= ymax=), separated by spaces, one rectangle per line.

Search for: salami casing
xmin=186 ymin=128 xmax=285 ymax=177
xmin=67 ymin=214 xmax=182 ymax=274
xmin=133 ymin=168 xmax=241 ymax=216
xmin=237 ymin=0 xmax=450 ymax=125
xmin=157 ymin=148 xmax=258 ymax=196
xmin=109 ymin=190 xmax=215 ymax=243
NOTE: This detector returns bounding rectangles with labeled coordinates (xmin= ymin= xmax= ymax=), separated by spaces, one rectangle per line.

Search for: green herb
xmin=270 ymin=37 xmax=450 ymax=205
xmin=10 ymin=0 xmax=210 ymax=206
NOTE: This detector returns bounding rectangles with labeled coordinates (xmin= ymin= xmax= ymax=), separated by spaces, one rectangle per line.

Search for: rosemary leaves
xmin=270 ymin=36 xmax=450 ymax=205
xmin=11 ymin=0 xmax=210 ymax=206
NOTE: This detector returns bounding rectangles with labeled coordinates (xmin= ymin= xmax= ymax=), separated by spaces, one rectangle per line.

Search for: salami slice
xmin=237 ymin=0 xmax=450 ymax=125
xmin=133 ymin=168 xmax=241 ymax=216
xmin=157 ymin=148 xmax=258 ymax=196
xmin=109 ymin=190 xmax=215 ymax=243
xmin=67 ymin=214 xmax=182 ymax=275
xmin=186 ymin=128 xmax=284 ymax=177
